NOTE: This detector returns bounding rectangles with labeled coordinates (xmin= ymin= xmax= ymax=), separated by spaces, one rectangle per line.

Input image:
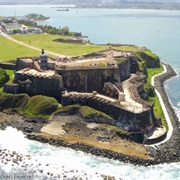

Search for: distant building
xmin=35 ymin=28 xmax=43 ymax=34
xmin=3 ymin=22 xmax=43 ymax=35
xmin=27 ymin=27 xmax=43 ymax=34
xmin=6 ymin=29 xmax=13 ymax=35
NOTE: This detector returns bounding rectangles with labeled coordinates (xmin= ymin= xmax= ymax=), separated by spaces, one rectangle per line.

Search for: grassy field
xmin=11 ymin=34 xmax=108 ymax=56
xmin=11 ymin=34 xmax=140 ymax=57
xmin=0 ymin=36 xmax=39 ymax=61
xmin=1 ymin=34 xmax=141 ymax=61
xmin=114 ymin=45 xmax=140 ymax=51
xmin=146 ymin=65 xmax=164 ymax=83
xmin=149 ymin=96 xmax=167 ymax=129
xmin=146 ymin=66 xmax=168 ymax=129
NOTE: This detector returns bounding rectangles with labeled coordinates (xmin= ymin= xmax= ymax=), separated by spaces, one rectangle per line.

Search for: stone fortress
xmin=4 ymin=48 xmax=166 ymax=143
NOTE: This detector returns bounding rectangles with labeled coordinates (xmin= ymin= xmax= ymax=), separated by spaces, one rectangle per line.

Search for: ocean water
xmin=0 ymin=127 xmax=180 ymax=180
xmin=0 ymin=5 xmax=180 ymax=179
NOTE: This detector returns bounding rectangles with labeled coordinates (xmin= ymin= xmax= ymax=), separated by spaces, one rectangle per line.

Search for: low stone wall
xmin=13 ymin=72 xmax=64 ymax=99
xmin=62 ymin=92 xmax=154 ymax=132
xmin=53 ymin=38 xmax=85 ymax=45
xmin=154 ymin=64 xmax=178 ymax=124
xmin=0 ymin=63 xmax=15 ymax=70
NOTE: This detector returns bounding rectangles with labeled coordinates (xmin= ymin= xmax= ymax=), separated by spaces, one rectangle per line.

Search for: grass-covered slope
xmin=0 ymin=93 xmax=29 ymax=110
xmin=0 ymin=93 xmax=59 ymax=119
xmin=24 ymin=95 xmax=59 ymax=118
xmin=134 ymin=49 xmax=160 ymax=68
xmin=146 ymin=67 xmax=167 ymax=129
xmin=79 ymin=106 xmax=112 ymax=120
xmin=0 ymin=68 xmax=9 ymax=87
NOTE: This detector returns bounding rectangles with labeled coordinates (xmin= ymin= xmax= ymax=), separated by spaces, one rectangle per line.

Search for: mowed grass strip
xmin=146 ymin=65 xmax=164 ymax=83
xmin=1 ymin=33 xmax=142 ymax=61
xmin=12 ymin=34 xmax=108 ymax=56
xmin=12 ymin=34 xmax=140 ymax=57
xmin=0 ymin=36 xmax=39 ymax=61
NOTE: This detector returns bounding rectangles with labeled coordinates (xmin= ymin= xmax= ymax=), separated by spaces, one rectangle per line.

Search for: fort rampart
xmin=14 ymin=72 xmax=63 ymax=99
xmin=62 ymin=92 xmax=154 ymax=132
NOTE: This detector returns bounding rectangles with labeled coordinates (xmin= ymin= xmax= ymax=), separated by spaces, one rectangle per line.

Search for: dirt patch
xmin=40 ymin=114 xmax=150 ymax=160
xmin=0 ymin=112 xmax=22 ymax=122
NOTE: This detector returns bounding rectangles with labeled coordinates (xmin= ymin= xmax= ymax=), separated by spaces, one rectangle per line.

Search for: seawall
xmin=146 ymin=63 xmax=180 ymax=162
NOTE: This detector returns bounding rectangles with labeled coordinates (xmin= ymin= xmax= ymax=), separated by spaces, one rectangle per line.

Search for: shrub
xmin=144 ymin=82 xmax=156 ymax=97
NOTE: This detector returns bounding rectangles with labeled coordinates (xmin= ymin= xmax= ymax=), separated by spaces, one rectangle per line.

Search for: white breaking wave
xmin=0 ymin=127 xmax=180 ymax=180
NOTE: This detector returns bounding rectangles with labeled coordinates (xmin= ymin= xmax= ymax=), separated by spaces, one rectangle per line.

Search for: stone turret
xmin=40 ymin=49 xmax=48 ymax=70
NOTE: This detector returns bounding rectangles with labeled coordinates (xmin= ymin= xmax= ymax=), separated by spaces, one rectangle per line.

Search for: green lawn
xmin=12 ymin=34 xmax=108 ymax=56
xmin=114 ymin=45 xmax=140 ymax=52
xmin=11 ymin=34 xmax=141 ymax=57
xmin=0 ymin=33 xmax=141 ymax=61
xmin=0 ymin=36 xmax=39 ymax=61
xmin=146 ymin=65 xmax=164 ymax=83
xmin=149 ymin=96 xmax=168 ymax=129
xmin=147 ymin=65 xmax=168 ymax=129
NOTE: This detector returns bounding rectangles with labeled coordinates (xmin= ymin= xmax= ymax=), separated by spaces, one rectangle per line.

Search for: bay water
xmin=0 ymin=5 xmax=180 ymax=179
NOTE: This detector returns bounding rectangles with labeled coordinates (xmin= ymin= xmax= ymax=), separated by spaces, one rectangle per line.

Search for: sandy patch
xmin=41 ymin=115 xmax=80 ymax=136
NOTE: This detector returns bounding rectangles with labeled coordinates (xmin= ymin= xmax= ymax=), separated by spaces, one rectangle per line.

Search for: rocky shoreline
xmin=0 ymin=63 xmax=180 ymax=167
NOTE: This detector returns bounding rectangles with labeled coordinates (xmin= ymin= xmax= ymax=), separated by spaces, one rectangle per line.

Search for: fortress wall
xmin=57 ymin=67 xmax=120 ymax=93
xmin=118 ymin=59 xmax=131 ymax=81
xmin=15 ymin=58 xmax=33 ymax=71
xmin=132 ymin=109 xmax=154 ymax=131
xmin=0 ymin=63 xmax=15 ymax=70
xmin=14 ymin=73 xmax=64 ymax=99
xmin=62 ymin=94 xmax=129 ymax=120
xmin=62 ymin=93 xmax=154 ymax=132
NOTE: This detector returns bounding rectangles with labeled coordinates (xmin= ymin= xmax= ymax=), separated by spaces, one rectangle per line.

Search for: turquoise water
xmin=0 ymin=5 xmax=180 ymax=179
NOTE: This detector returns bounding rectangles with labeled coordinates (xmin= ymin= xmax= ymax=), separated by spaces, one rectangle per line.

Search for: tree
xmin=13 ymin=29 xmax=21 ymax=34
xmin=60 ymin=26 xmax=70 ymax=36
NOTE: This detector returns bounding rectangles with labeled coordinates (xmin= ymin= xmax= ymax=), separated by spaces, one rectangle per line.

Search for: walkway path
xmin=121 ymin=74 xmax=147 ymax=113
xmin=150 ymin=64 xmax=173 ymax=145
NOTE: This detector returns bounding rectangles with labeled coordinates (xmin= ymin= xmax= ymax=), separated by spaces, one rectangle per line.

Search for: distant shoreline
xmin=0 ymin=4 xmax=180 ymax=11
